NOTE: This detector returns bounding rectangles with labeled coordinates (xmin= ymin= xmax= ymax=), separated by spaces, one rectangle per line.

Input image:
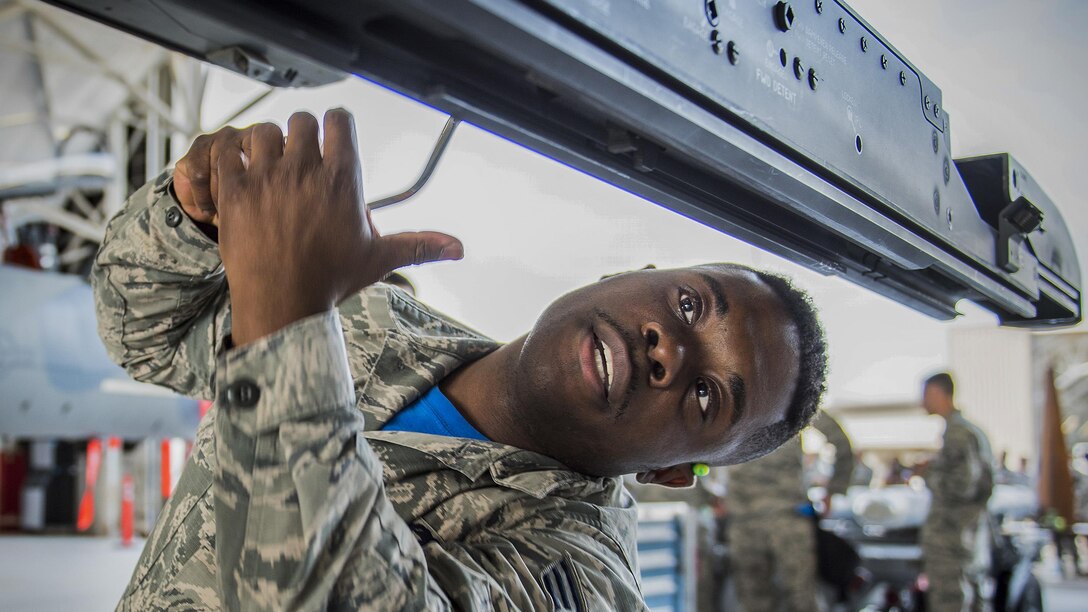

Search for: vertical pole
xmin=145 ymin=64 xmax=165 ymax=185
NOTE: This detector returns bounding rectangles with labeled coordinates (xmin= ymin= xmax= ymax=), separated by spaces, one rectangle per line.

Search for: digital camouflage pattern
xmin=726 ymin=413 xmax=853 ymax=612
xmin=92 ymin=172 xmax=646 ymax=610
xmin=921 ymin=409 xmax=994 ymax=612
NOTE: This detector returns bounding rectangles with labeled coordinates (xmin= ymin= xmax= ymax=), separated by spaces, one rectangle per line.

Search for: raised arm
xmin=91 ymin=168 xmax=229 ymax=399
xmin=210 ymin=109 xmax=643 ymax=610
xmin=92 ymin=126 xmax=265 ymax=398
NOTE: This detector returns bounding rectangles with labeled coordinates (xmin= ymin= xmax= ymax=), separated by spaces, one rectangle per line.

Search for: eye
xmin=678 ymin=289 xmax=701 ymax=325
xmin=695 ymin=378 xmax=712 ymax=415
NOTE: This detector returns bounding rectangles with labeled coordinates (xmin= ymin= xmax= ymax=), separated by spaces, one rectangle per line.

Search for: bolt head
xmin=793 ymin=57 xmax=805 ymax=79
xmin=775 ymin=2 xmax=796 ymax=32
xmin=808 ymin=68 xmax=819 ymax=90
xmin=727 ymin=41 xmax=740 ymax=65
xmin=704 ymin=0 xmax=721 ymax=27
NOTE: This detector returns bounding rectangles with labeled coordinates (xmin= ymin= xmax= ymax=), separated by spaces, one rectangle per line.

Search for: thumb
xmin=377 ymin=231 xmax=464 ymax=272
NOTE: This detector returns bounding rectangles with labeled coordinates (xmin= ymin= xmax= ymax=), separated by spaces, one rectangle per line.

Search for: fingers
xmin=376 ymin=232 xmax=464 ymax=276
xmin=175 ymin=134 xmax=216 ymax=222
xmin=249 ymin=122 xmax=284 ymax=168
xmin=322 ymin=108 xmax=360 ymax=169
xmin=206 ymin=127 xmax=247 ymax=216
xmin=216 ymin=139 xmax=247 ymax=201
xmin=285 ymin=112 xmax=321 ymax=161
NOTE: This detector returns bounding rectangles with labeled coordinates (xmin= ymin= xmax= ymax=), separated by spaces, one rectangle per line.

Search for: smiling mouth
xmin=592 ymin=333 xmax=615 ymax=398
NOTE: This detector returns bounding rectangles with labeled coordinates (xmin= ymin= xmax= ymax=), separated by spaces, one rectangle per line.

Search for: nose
xmin=642 ymin=322 xmax=686 ymax=388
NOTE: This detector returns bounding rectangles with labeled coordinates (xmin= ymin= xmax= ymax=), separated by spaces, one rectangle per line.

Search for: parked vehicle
xmin=820 ymin=484 xmax=1045 ymax=611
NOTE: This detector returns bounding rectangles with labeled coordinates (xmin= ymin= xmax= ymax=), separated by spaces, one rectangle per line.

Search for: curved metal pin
xmin=369 ymin=116 xmax=460 ymax=210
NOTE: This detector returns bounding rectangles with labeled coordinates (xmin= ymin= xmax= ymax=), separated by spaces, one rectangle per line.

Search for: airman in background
xmin=920 ymin=372 xmax=994 ymax=612
xmin=726 ymin=411 xmax=854 ymax=611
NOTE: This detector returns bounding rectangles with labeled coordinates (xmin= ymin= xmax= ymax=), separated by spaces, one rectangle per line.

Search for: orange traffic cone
xmin=120 ymin=473 xmax=134 ymax=547
xmin=76 ymin=439 xmax=102 ymax=532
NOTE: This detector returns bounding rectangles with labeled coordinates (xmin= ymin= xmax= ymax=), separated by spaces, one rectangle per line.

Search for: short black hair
xmin=707 ymin=264 xmax=828 ymax=464
xmin=924 ymin=372 xmax=955 ymax=397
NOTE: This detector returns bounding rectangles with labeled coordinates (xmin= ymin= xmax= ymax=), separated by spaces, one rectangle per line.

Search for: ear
xmin=635 ymin=464 xmax=696 ymax=489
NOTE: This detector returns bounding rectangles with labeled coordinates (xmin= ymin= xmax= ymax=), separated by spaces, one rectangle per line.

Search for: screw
xmin=815 ymin=0 xmax=823 ymax=14
xmin=793 ymin=57 xmax=805 ymax=80
xmin=899 ymin=70 xmax=907 ymax=86
xmin=774 ymin=2 xmax=796 ymax=32
xmin=704 ymin=0 xmax=720 ymax=27
xmin=727 ymin=41 xmax=740 ymax=65
xmin=943 ymin=157 xmax=951 ymax=184
xmin=947 ymin=208 xmax=953 ymax=230
xmin=710 ymin=29 xmax=723 ymax=55
xmin=880 ymin=54 xmax=888 ymax=69
xmin=933 ymin=189 xmax=941 ymax=216
xmin=933 ymin=104 xmax=941 ymax=118
xmin=860 ymin=36 xmax=868 ymax=52
xmin=808 ymin=68 xmax=819 ymax=90
xmin=838 ymin=17 xmax=846 ymax=33
xmin=932 ymin=130 xmax=939 ymax=154
xmin=924 ymin=95 xmax=931 ymax=110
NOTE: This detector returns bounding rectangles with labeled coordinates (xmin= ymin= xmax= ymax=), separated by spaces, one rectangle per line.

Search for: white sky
xmin=198 ymin=0 xmax=1086 ymax=409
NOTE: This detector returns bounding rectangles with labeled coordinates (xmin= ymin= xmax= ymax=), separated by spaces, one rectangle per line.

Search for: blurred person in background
xmin=1014 ymin=456 xmax=1033 ymax=487
xmin=850 ymin=452 xmax=874 ymax=487
xmin=920 ymin=372 xmax=994 ymax=612
xmin=994 ymin=450 xmax=1015 ymax=485
xmin=726 ymin=411 xmax=853 ymax=611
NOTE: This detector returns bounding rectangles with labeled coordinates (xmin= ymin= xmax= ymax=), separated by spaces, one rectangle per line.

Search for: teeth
xmin=593 ymin=335 xmax=614 ymax=396
xmin=601 ymin=341 xmax=614 ymax=391
xmin=594 ymin=345 xmax=606 ymax=388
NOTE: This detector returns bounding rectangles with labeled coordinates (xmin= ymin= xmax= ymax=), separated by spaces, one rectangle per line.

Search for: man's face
xmin=921 ymin=384 xmax=948 ymax=415
xmin=511 ymin=265 xmax=800 ymax=477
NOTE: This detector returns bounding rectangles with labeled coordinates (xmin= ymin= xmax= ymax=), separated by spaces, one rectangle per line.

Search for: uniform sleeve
xmin=211 ymin=310 xmax=645 ymax=611
xmin=814 ymin=413 xmax=855 ymax=497
xmin=931 ymin=425 xmax=984 ymax=504
xmin=91 ymin=170 xmax=230 ymax=399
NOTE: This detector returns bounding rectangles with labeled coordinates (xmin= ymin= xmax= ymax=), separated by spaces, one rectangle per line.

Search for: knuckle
xmin=212 ymin=127 xmax=236 ymax=144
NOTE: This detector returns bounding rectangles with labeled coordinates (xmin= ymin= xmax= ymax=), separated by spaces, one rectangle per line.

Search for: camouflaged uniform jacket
xmin=927 ymin=409 xmax=994 ymax=523
xmin=92 ymin=171 xmax=645 ymax=611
